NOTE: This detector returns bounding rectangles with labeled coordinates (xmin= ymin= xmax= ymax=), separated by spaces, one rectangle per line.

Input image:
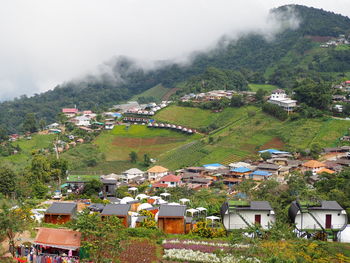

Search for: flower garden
xmin=162 ymin=239 xmax=257 ymax=263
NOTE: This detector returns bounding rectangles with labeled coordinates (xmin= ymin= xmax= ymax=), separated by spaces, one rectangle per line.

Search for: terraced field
xmin=94 ymin=125 xmax=201 ymax=162
xmin=156 ymin=107 xmax=350 ymax=169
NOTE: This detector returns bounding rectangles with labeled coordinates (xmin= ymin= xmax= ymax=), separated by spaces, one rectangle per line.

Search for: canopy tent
xmin=206 ymin=215 xmax=220 ymax=227
xmin=120 ymin=197 xmax=135 ymax=204
xmin=135 ymin=194 xmax=149 ymax=200
xmin=179 ymin=198 xmax=190 ymax=204
xmin=156 ymin=199 xmax=168 ymax=205
xmin=128 ymin=187 xmax=138 ymax=192
xmin=149 ymin=196 xmax=161 ymax=200
xmin=160 ymin=193 xmax=171 ymax=199
xmin=206 ymin=216 xmax=220 ymax=221
xmin=186 ymin=208 xmax=199 ymax=216
xmin=196 ymin=207 xmax=208 ymax=216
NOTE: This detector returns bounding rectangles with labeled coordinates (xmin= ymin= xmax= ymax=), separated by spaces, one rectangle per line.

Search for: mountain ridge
xmin=1 ymin=4 xmax=350 ymax=133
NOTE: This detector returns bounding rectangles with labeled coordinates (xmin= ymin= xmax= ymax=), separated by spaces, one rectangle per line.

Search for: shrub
xmin=191 ymin=221 xmax=226 ymax=238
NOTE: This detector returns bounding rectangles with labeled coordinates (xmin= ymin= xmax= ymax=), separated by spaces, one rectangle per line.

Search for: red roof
xmin=62 ymin=108 xmax=78 ymax=113
xmin=160 ymin=174 xmax=181 ymax=182
xmin=35 ymin=227 xmax=81 ymax=250
xmin=345 ymin=80 xmax=350 ymax=84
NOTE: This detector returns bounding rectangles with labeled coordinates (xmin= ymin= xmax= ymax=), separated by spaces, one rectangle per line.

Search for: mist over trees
xmin=0 ymin=5 xmax=349 ymax=133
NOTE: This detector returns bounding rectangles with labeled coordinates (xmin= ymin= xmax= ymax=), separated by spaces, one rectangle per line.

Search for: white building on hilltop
xmin=268 ymin=89 xmax=297 ymax=112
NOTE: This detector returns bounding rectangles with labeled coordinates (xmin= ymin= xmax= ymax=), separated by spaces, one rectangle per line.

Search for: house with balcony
xmin=289 ymin=200 xmax=348 ymax=241
xmin=268 ymin=89 xmax=297 ymax=112
xmin=221 ymin=201 xmax=275 ymax=230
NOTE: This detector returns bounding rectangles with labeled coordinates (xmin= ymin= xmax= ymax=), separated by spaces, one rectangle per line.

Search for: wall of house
xmin=44 ymin=214 xmax=71 ymax=224
xmin=294 ymin=210 xmax=347 ymax=230
xmin=148 ymin=172 xmax=167 ymax=181
xmin=223 ymin=210 xmax=275 ymax=230
xmin=158 ymin=217 xmax=185 ymax=234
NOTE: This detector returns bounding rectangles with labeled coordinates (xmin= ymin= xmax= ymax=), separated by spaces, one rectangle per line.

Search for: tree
xmin=0 ymin=167 xmax=16 ymax=197
xmin=39 ymin=119 xmax=46 ymax=131
xmin=230 ymin=94 xmax=244 ymax=107
xmin=0 ymin=205 xmax=32 ymax=257
xmin=293 ymin=78 xmax=332 ymax=111
xmin=82 ymin=179 xmax=103 ymax=196
xmin=71 ymin=210 xmax=125 ymax=263
xmin=129 ymin=151 xmax=138 ymax=163
xmin=260 ymin=151 xmax=272 ymax=161
xmin=310 ymin=143 xmax=322 ymax=159
xmin=0 ymin=125 xmax=9 ymax=142
xmin=143 ymin=154 xmax=151 ymax=167
xmin=255 ymin=88 xmax=266 ymax=102
xmin=22 ymin=113 xmax=38 ymax=133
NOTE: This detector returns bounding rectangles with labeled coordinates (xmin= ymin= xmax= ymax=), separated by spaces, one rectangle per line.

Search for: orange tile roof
xmin=34 ymin=227 xmax=81 ymax=250
xmin=316 ymin=168 xmax=335 ymax=174
xmin=147 ymin=165 xmax=168 ymax=173
xmin=302 ymin=160 xmax=326 ymax=168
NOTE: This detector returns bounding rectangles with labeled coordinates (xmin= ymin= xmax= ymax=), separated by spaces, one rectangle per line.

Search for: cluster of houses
xmin=40 ymin=197 xmax=348 ymax=242
xmin=320 ymin=34 xmax=350 ymax=48
xmin=113 ymin=101 xmax=170 ymax=116
xmin=180 ymin=90 xmax=256 ymax=103
xmin=63 ymin=146 xmax=350 ymax=197
xmin=16 ymin=197 xmax=347 ymax=262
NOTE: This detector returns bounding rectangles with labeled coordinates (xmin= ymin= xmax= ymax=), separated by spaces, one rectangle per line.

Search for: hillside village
xmin=2 ymin=83 xmax=350 ymax=262
xmin=2 ymin=4 xmax=350 ymax=263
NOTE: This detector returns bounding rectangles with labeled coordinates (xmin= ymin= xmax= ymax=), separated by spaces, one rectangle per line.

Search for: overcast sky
xmin=0 ymin=0 xmax=349 ymax=101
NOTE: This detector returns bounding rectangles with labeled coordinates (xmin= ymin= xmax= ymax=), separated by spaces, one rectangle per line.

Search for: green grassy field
xmin=154 ymin=105 xmax=258 ymax=130
xmin=0 ymin=134 xmax=55 ymax=170
xmin=94 ymin=125 xmax=201 ymax=163
xmin=248 ymin=84 xmax=278 ymax=92
xmin=157 ymin=109 xmax=350 ymax=169
xmin=131 ymin=84 xmax=170 ymax=102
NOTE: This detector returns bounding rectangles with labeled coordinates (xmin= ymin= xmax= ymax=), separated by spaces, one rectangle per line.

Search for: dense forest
xmin=1 ymin=4 xmax=350 ymax=133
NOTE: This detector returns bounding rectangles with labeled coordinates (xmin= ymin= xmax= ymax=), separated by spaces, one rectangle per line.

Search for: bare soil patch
xmin=162 ymin=88 xmax=180 ymax=101
xmin=261 ymin=137 xmax=285 ymax=150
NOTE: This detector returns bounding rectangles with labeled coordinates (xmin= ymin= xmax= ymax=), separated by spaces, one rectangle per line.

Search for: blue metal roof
xmin=258 ymin=149 xmax=289 ymax=154
xmin=203 ymin=163 xmax=223 ymax=168
xmin=250 ymin=170 xmax=272 ymax=176
xmin=231 ymin=167 xmax=251 ymax=173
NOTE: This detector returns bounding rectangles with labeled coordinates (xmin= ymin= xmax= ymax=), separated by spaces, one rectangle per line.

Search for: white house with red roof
xmin=153 ymin=174 xmax=182 ymax=188
xmin=62 ymin=108 xmax=79 ymax=118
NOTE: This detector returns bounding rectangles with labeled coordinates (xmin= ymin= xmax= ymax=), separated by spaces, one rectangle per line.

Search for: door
xmin=325 ymin=214 xmax=332 ymax=229
xmin=255 ymin=214 xmax=261 ymax=225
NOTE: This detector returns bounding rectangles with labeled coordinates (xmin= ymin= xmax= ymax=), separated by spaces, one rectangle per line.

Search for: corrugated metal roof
xmin=231 ymin=167 xmax=251 ymax=173
xmin=101 ymin=204 xmax=130 ymax=216
xmin=45 ymin=202 xmax=77 ymax=215
xmin=158 ymin=205 xmax=186 ymax=217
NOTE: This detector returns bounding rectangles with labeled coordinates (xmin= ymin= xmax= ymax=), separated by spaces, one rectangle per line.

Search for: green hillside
xmin=0 ymin=134 xmax=55 ymax=170
xmin=154 ymin=105 xmax=256 ymax=131
xmin=131 ymin=84 xmax=169 ymax=103
xmin=1 ymin=5 xmax=350 ymax=133
xmin=155 ymin=108 xmax=350 ymax=169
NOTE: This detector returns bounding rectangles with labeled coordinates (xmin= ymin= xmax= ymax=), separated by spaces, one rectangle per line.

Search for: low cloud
xmin=0 ymin=0 xmax=349 ymax=100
